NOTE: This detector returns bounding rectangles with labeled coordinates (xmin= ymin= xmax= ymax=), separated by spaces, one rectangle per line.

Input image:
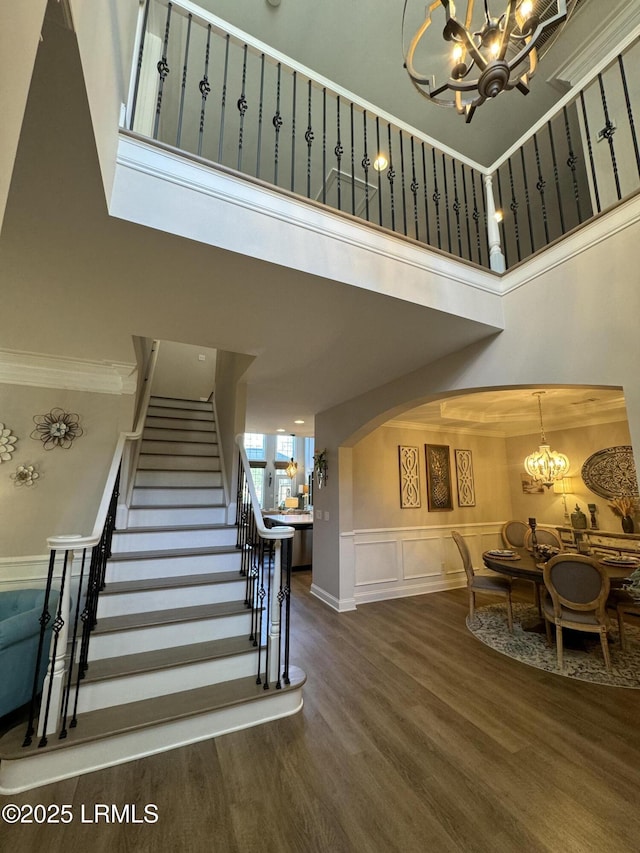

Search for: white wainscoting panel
xmin=354 ymin=540 xmax=398 ymax=586
xmin=345 ymin=522 xmax=504 ymax=606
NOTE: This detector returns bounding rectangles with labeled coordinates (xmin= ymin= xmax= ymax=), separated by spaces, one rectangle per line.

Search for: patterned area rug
xmin=467 ymin=603 xmax=640 ymax=688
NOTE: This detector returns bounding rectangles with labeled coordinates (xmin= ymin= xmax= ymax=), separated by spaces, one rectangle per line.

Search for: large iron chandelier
xmin=524 ymin=391 xmax=569 ymax=488
xmin=402 ymin=1 xmax=577 ymax=122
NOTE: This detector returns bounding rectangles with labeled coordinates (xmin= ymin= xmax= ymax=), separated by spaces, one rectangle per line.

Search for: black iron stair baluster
xmin=153 ymin=1 xmax=172 ymax=140
xmin=237 ymin=44 xmax=249 ymax=171
xmin=197 ymin=25 xmax=212 ymax=158
xmin=176 ymin=13 xmax=192 ymax=148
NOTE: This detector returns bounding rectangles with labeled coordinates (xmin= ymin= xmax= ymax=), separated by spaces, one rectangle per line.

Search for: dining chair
xmin=452 ymin=531 xmax=513 ymax=633
xmin=524 ymin=526 xmax=563 ymax=551
xmin=607 ymin=589 xmax=640 ymax=651
xmin=501 ymin=520 xmax=528 ymax=550
xmin=542 ymin=554 xmax=611 ymax=671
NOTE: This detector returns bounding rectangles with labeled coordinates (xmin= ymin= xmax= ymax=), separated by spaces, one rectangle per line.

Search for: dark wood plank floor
xmin=1 ymin=574 xmax=639 ymax=852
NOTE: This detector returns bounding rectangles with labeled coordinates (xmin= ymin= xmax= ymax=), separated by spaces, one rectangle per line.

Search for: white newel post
xmin=38 ymin=539 xmax=79 ymax=737
xmin=268 ymin=539 xmax=283 ymax=685
xmin=484 ymin=173 xmax=506 ymax=273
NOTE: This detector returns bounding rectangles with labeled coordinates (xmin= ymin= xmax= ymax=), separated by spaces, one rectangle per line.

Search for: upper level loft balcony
xmin=121 ymin=0 xmax=640 ymax=277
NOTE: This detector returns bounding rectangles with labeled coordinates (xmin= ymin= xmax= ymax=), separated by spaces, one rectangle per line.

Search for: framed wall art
xmin=398 ymin=445 xmax=421 ymax=508
xmin=425 ymin=444 xmax=453 ymax=511
xmin=454 ymin=449 xmax=475 ymax=507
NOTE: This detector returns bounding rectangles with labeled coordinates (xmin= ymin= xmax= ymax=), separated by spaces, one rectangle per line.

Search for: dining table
xmin=482 ymin=547 xmax=637 ymax=636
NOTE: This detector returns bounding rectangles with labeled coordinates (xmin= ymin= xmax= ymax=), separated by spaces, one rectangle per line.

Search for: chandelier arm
xmin=497 ymin=0 xmax=518 ymax=62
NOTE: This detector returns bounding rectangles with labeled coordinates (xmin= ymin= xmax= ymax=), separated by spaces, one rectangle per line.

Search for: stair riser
xmin=127 ymin=506 xmax=226 ymax=528
xmin=146 ymin=406 xmax=213 ymax=421
xmin=89 ymin=612 xmax=252 ymax=658
xmin=134 ymin=470 xmax=223 ymax=488
xmin=105 ymin=551 xmax=242 ymax=582
xmin=98 ymin=581 xmax=246 ymax=617
xmin=73 ymin=652 xmax=257 ymax=713
xmin=137 ymin=454 xmax=220 ymax=471
xmin=145 ymin=416 xmax=215 ymax=431
xmin=111 ymin=527 xmax=236 ymax=552
xmin=140 ymin=440 xmax=219 ymax=456
xmin=131 ymin=487 xmax=224 ymax=506
xmin=150 ymin=397 xmax=212 ymax=411
xmin=143 ymin=428 xmax=218 ymax=443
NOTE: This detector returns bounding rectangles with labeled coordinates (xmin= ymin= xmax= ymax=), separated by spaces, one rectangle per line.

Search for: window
xmin=244 ymin=433 xmax=266 ymax=461
xmin=250 ymin=466 xmax=265 ymax=507
xmin=275 ymin=434 xmax=294 ymax=462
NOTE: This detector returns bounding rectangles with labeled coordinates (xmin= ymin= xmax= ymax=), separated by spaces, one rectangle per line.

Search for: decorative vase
xmin=622 ymin=515 xmax=635 ymax=534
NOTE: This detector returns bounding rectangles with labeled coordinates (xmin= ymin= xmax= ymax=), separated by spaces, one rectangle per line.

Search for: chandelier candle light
xmin=402 ymin=1 xmax=576 ymax=122
xmin=524 ymin=391 xmax=569 ymax=488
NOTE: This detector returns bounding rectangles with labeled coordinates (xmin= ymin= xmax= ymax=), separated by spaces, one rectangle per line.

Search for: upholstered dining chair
xmin=452 ymin=531 xmax=513 ymax=633
xmin=607 ymin=589 xmax=640 ymax=651
xmin=524 ymin=526 xmax=563 ymax=551
xmin=542 ymin=554 xmax=611 ymax=671
xmin=501 ymin=520 xmax=528 ymax=550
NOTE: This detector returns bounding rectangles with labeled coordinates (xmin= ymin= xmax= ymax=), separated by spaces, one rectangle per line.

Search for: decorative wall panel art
xmin=399 ymin=445 xmax=421 ymax=508
xmin=425 ymin=444 xmax=453 ymax=511
xmin=454 ymin=449 xmax=476 ymax=507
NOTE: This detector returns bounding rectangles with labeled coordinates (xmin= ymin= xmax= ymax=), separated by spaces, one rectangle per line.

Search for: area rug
xmin=467 ymin=603 xmax=640 ymax=688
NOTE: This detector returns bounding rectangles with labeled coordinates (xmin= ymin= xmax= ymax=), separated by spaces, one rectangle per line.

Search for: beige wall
xmin=0 ymin=385 xmax=134 ymax=557
xmin=507 ymin=419 xmax=632 ymax=531
xmin=352 ymin=426 xmax=512 ymax=530
xmin=153 ymin=341 xmax=217 ymax=401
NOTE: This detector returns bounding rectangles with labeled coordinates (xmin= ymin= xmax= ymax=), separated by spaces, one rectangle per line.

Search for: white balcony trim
xmin=0 ymin=348 xmax=137 ymax=394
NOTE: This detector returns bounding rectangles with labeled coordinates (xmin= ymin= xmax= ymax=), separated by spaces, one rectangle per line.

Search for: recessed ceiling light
xmin=294 ymin=420 xmax=305 ymax=424
xmin=276 ymin=428 xmax=285 ymax=432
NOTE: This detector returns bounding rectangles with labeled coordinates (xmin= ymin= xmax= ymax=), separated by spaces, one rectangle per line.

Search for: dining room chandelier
xmin=402 ymin=1 xmax=577 ymax=122
xmin=285 ymin=457 xmax=298 ymax=479
xmin=524 ymin=391 xmax=569 ymax=488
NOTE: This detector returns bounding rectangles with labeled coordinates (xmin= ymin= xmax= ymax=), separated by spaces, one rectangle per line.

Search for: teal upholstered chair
xmin=0 ymin=588 xmax=60 ymax=718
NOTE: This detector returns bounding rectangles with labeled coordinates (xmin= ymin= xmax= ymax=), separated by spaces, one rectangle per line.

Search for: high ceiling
xmin=199 ymin=0 xmax=632 ymax=166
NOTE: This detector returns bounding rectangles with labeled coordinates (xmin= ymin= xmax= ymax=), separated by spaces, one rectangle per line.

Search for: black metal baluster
xmin=452 ymin=159 xmax=462 ymax=257
xmin=479 ymin=174 xmax=489 ymax=265
xmin=533 ymin=132 xmax=550 ymax=244
xmin=399 ymin=130 xmax=408 ymax=236
xmin=442 ymin=154 xmax=453 ymax=254
xmin=548 ymin=119 xmax=566 ymax=235
xmin=335 ymin=96 xmax=343 ymax=211
xmin=461 ymin=165 xmax=472 ymax=261
xmin=23 ymin=551 xmax=57 ymax=746
xmin=129 ymin=0 xmax=150 ymax=131
xmin=598 ymin=72 xmax=622 ymax=201
xmin=422 ymin=142 xmax=431 ymax=247
xmin=432 ymin=148 xmax=441 ymax=249
xmin=579 ymin=90 xmax=601 ymax=214
xmin=520 ymin=146 xmax=535 ymax=255
xmin=562 ymin=106 xmax=582 ymax=224
xmin=256 ymin=54 xmax=265 ymax=179
xmin=471 ymin=170 xmax=482 ymax=266
xmin=362 ymin=110 xmax=370 ymax=221
xmin=237 ymin=44 xmax=249 ymax=171
xmin=39 ymin=549 xmax=71 ymax=747
xmin=387 ymin=124 xmax=396 ymax=233
xmin=507 ymin=156 xmax=521 ymax=263
xmin=273 ymin=63 xmax=283 ymax=186
xmin=153 ymin=1 xmax=172 ymax=140
xmin=59 ymin=547 xmax=88 ymax=738
xmin=197 ymin=25 xmax=212 ymax=157
xmin=495 ymin=168 xmax=509 ymax=269
xmin=176 ymin=13 xmax=192 ymax=148
xmin=322 ymin=88 xmax=327 ymax=205
xmin=410 ymin=136 xmax=419 ymax=240
xmin=305 ymin=81 xmax=314 ymax=199
xmin=350 ymin=103 xmax=356 ymax=216
xmin=282 ymin=537 xmax=292 ymax=686
xmin=218 ymin=35 xmax=230 ymax=163
xmin=290 ymin=71 xmax=297 ymax=192
xmin=619 ymin=54 xmax=640 ymax=181
xmin=376 ymin=117 xmax=383 ymax=225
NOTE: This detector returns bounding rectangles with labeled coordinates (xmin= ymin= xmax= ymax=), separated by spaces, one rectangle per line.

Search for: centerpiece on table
xmin=608 ymin=496 xmax=637 ymax=534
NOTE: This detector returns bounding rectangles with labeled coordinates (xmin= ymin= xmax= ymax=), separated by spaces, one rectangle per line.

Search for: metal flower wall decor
xmin=0 ymin=423 xmax=18 ymax=462
xmin=31 ymin=408 xmax=83 ymax=450
xmin=11 ymin=464 xmax=40 ymax=487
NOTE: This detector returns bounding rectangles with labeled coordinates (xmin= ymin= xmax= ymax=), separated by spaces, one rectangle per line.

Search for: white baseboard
xmin=309 ymin=583 xmax=356 ymax=612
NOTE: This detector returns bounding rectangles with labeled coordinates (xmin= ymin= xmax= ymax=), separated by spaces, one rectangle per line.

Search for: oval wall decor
xmin=581 ymin=446 xmax=638 ymax=499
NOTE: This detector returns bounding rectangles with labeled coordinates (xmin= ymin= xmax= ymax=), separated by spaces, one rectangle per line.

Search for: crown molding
xmin=0 ymin=349 xmax=137 ymax=395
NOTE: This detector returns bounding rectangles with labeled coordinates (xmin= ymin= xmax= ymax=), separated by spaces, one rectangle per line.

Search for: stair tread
xmin=94 ymin=600 xmax=249 ymax=633
xmin=108 ymin=545 xmax=240 ymax=561
xmin=0 ymin=666 xmax=305 ymax=760
xmin=103 ymin=570 xmax=243 ymax=595
xmin=78 ymin=635 xmax=256 ymax=682
xmin=130 ymin=503 xmax=225 ymax=510
xmin=115 ymin=523 xmax=233 ymax=533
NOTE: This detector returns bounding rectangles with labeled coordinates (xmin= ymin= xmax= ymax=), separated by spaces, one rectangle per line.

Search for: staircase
xmin=0 ymin=396 xmax=304 ymax=794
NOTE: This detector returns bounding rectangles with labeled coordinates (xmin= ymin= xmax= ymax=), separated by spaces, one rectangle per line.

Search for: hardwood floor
xmin=1 ymin=573 xmax=639 ymax=852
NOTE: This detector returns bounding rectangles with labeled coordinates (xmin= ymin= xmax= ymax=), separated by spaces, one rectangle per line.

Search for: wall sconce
xmin=553 ymin=476 xmax=574 ymax=524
